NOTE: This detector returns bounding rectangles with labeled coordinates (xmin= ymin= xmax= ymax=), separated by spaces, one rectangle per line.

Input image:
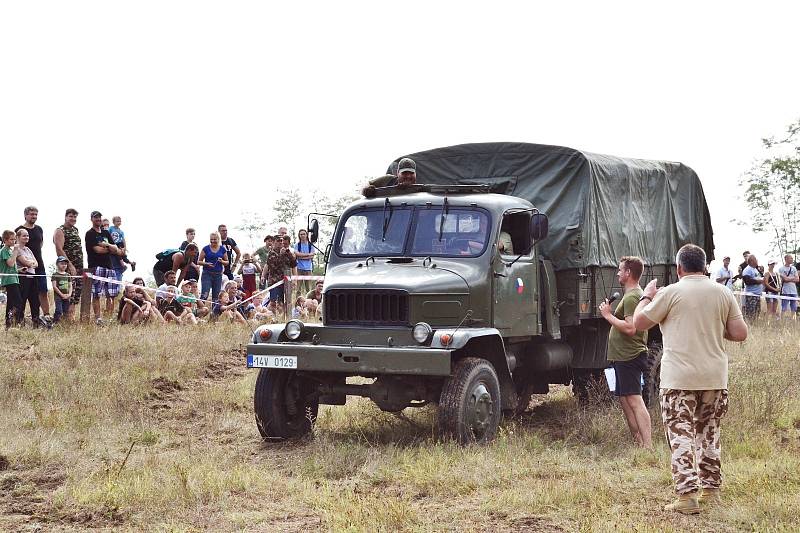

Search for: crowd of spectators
xmin=1 ymin=207 xmax=323 ymax=329
xmin=714 ymin=250 xmax=799 ymax=323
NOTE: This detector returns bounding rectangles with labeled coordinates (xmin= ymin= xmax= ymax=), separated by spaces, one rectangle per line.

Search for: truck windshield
xmin=336 ymin=206 xmax=490 ymax=257
xmin=410 ymin=208 xmax=489 ymax=257
xmin=336 ymin=207 xmax=412 ymax=256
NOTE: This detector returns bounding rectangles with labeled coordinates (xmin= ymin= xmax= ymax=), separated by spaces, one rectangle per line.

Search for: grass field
xmin=1 ymin=322 xmax=799 ymax=532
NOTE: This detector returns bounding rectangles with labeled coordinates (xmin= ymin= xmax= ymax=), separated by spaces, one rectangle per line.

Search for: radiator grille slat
xmin=324 ymin=290 xmax=409 ymax=326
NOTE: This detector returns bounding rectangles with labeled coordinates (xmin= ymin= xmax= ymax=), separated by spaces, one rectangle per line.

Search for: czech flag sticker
xmin=516 ymin=277 xmax=525 ymax=294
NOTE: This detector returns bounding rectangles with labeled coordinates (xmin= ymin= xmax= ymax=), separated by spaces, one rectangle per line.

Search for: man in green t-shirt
xmin=598 ymin=255 xmax=651 ymax=447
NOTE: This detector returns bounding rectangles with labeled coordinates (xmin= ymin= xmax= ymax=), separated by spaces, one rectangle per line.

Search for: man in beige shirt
xmin=633 ymin=244 xmax=748 ymax=514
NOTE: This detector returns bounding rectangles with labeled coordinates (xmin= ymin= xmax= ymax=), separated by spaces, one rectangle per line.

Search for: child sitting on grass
xmin=177 ymin=280 xmax=199 ymax=320
xmin=291 ymin=295 xmax=309 ymax=319
xmin=251 ymin=294 xmax=274 ymax=322
xmin=213 ymin=290 xmax=247 ymax=324
xmin=158 ymin=285 xmax=197 ymax=325
xmin=120 ymin=284 xmax=164 ymax=325
xmin=187 ymin=279 xmax=209 ymax=318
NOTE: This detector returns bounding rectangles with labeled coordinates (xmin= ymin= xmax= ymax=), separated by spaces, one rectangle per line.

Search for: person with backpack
xmin=152 ymin=245 xmax=198 ymax=287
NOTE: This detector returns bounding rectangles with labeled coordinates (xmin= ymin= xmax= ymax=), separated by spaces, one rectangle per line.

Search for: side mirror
xmin=530 ymin=213 xmax=549 ymax=241
xmin=308 ymin=219 xmax=320 ymax=244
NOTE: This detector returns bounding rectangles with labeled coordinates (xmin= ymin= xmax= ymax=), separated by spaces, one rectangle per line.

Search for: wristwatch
xmin=638 ymin=295 xmax=652 ymax=304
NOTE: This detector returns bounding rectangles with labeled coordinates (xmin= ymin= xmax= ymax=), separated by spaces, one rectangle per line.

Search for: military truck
xmin=246 ymin=142 xmax=714 ymax=443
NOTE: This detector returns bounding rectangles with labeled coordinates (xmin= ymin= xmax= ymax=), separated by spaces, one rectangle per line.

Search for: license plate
xmin=247 ymin=354 xmax=298 ymax=369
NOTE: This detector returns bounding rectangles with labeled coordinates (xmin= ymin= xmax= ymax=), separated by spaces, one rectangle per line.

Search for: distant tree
xmin=271 ymin=188 xmax=304 ymax=238
xmin=739 ymin=118 xmax=800 ymax=255
xmin=236 ymin=211 xmax=268 ymax=252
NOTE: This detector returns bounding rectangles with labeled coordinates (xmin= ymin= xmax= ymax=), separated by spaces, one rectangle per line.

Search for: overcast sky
xmin=2 ymin=1 xmax=798 ymax=277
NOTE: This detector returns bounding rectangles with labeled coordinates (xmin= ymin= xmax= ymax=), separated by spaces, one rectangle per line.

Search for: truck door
xmin=492 ymin=211 xmax=539 ymax=336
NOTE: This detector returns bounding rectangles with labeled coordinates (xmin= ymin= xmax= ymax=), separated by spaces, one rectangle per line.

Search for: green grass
xmin=0 ymin=322 xmax=798 ymax=531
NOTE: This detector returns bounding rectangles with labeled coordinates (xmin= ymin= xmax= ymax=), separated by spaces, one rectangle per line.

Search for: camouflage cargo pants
xmin=661 ymin=389 xmax=729 ymax=494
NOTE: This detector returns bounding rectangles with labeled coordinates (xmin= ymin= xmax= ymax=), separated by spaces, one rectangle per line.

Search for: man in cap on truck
xmin=362 ymin=157 xmax=417 ymax=196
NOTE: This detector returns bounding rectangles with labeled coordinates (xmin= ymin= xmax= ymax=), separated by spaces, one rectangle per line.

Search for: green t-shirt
xmin=607 ymin=286 xmax=648 ymax=362
xmin=51 ymin=272 xmax=72 ymax=295
xmin=0 ymin=246 xmax=19 ymax=286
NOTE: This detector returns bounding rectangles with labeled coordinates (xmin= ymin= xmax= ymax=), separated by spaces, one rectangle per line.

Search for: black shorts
xmin=612 ymin=350 xmax=648 ymax=396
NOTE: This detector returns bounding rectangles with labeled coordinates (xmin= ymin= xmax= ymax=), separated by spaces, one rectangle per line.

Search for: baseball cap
xmin=397 ymin=157 xmax=416 ymax=175
xmin=723 ymin=256 xmax=730 ymax=260
xmin=90 ymin=210 xmax=102 ymax=218
xmin=56 ymin=256 xmax=68 ymax=263
xmin=768 ymin=259 xmax=777 ymax=265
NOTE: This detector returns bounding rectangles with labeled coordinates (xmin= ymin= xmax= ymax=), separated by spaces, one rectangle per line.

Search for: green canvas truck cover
xmin=391 ymin=142 xmax=714 ymax=271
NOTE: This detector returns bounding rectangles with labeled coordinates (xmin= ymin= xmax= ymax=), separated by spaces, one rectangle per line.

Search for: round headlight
xmin=285 ymin=320 xmax=303 ymax=340
xmin=412 ymin=322 xmax=433 ymax=344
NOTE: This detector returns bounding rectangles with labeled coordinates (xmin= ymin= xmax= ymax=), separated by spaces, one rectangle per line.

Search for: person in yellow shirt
xmin=634 ymin=244 xmax=748 ymax=514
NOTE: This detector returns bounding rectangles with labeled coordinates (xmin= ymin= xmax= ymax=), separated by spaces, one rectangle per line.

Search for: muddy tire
xmin=642 ymin=345 xmax=663 ymax=408
xmin=438 ymin=358 xmax=502 ymax=444
xmin=254 ymin=369 xmax=319 ymax=440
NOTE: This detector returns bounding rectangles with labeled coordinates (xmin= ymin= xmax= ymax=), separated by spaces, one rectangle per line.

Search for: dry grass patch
xmin=0 ymin=322 xmax=798 ymax=531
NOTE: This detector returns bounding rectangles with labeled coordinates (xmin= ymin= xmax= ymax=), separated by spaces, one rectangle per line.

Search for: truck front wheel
xmin=438 ymin=357 xmax=502 ymax=444
xmin=254 ymin=369 xmax=319 ymax=440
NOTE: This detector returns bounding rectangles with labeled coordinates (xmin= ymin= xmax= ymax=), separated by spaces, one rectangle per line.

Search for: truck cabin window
xmin=336 ymin=207 xmax=489 ymax=257
xmin=336 ymin=207 xmax=412 ymax=256
xmin=500 ymin=211 xmax=533 ymax=256
xmin=411 ymin=209 xmax=489 ymax=257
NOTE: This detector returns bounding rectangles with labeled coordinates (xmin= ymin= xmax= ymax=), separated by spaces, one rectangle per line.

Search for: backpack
xmin=155 ymin=248 xmax=180 ymax=261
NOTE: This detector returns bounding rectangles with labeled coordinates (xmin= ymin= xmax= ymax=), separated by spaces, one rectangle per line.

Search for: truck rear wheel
xmin=438 ymin=357 xmax=502 ymax=444
xmin=254 ymin=369 xmax=319 ymax=440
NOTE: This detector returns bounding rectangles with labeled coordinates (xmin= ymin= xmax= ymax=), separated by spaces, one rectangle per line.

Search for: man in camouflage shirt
xmin=263 ymin=235 xmax=295 ymax=317
xmin=53 ymin=208 xmax=84 ymax=321
xmin=634 ymin=244 xmax=748 ymax=514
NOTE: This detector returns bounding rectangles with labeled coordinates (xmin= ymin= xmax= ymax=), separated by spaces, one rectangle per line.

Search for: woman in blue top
xmin=295 ymin=228 xmax=315 ymax=298
xmin=199 ymin=232 xmax=229 ymax=303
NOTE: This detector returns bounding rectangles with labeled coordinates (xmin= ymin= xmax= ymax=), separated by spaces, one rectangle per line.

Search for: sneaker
xmin=664 ymin=493 xmax=701 ymax=514
xmin=38 ymin=316 xmax=53 ymax=330
xmin=95 ymin=318 xmax=106 ymax=327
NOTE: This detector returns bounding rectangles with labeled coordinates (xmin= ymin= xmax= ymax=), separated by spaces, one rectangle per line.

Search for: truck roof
xmin=357 ymin=186 xmax=534 ymax=213
xmin=391 ymin=142 xmax=714 ymax=269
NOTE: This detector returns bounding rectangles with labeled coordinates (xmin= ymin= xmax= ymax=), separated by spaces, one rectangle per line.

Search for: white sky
xmin=2 ymin=1 xmax=798 ymax=278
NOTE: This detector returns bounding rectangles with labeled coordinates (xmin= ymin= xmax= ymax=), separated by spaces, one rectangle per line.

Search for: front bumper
xmin=247 ymin=342 xmax=452 ymax=376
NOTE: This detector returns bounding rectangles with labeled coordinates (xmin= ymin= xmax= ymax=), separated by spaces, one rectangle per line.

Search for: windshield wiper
xmin=381 ymin=198 xmax=393 ymax=241
xmin=437 ymin=196 xmax=449 ymax=242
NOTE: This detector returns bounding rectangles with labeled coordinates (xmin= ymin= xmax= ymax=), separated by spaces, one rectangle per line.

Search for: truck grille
xmin=324 ymin=289 xmax=410 ymax=326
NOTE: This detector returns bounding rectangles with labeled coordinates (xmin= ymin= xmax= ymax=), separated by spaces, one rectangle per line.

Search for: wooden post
xmin=80 ymin=270 xmax=92 ymax=323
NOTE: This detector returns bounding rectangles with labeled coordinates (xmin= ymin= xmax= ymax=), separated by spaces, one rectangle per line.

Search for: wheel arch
xmin=453 ymin=333 xmax=517 ymax=410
